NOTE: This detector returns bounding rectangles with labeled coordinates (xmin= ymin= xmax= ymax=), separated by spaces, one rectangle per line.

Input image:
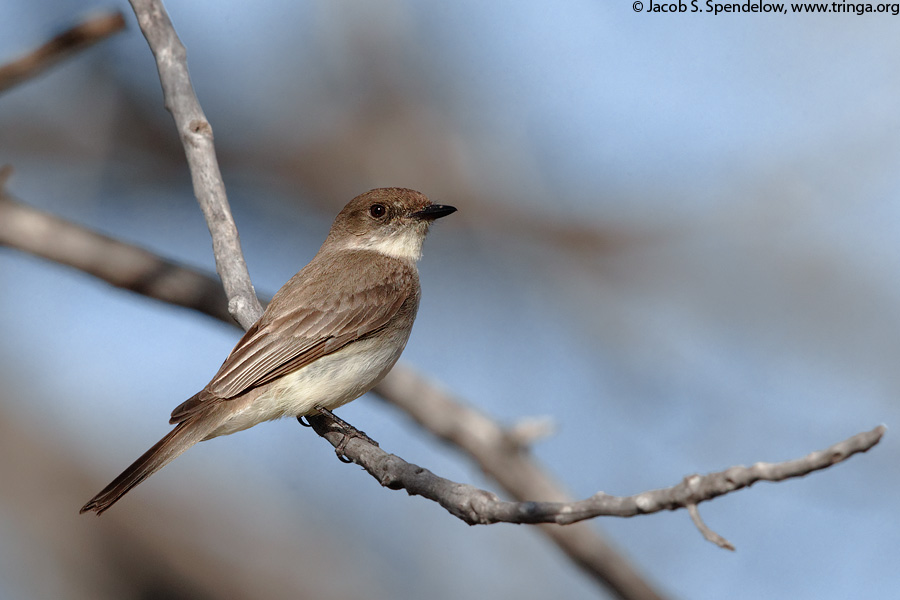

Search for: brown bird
xmin=81 ymin=188 xmax=455 ymax=514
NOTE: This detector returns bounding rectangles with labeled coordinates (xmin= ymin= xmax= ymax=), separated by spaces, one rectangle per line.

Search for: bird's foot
xmin=298 ymin=406 xmax=379 ymax=463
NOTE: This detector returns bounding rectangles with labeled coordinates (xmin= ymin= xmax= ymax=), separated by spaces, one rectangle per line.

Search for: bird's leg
xmin=298 ymin=406 xmax=379 ymax=463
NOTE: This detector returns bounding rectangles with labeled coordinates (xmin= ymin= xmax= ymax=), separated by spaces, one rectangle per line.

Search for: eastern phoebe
xmin=81 ymin=188 xmax=455 ymax=514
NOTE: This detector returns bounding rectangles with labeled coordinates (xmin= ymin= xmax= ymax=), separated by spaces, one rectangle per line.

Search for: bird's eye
xmin=369 ymin=203 xmax=387 ymax=219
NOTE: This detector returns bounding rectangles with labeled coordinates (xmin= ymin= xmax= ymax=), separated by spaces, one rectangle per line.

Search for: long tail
xmin=80 ymin=406 xmax=226 ymax=515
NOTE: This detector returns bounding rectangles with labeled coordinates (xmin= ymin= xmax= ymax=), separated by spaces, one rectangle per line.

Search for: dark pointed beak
xmin=411 ymin=204 xmax=457 ymax=220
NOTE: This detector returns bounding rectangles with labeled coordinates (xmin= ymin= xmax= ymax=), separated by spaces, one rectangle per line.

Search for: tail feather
xmin=80 ymin=407 xmax=226 ymax=515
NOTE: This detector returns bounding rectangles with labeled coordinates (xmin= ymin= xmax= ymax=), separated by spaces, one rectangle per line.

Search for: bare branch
xmin=0 ymin=11 xmax=126 ymax=94
xmin=128 ymin=0 xmax=262 ymax=327
xmin=307 ymin=414 xmax=884 ymax=530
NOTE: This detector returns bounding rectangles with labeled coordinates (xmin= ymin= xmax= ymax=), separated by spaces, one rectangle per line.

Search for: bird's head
xmin=325 ymin=188 xmax=456 ymax=261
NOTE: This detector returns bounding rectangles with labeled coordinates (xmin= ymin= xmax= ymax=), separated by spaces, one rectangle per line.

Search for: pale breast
xmin=207 ymin=328 xmax=410 ymax=438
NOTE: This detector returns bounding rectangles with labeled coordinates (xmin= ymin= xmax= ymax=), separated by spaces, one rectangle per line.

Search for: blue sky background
xmin=2 ymin=2 xmax=899 ymax=599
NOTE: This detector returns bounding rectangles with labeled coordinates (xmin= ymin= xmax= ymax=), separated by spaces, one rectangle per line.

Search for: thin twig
xmin=128 ymin=0 xmax=262 ymax=328
xmin=688 ymin=504 xmax=734 ymax=551
xmin=0 ymin=11 xmax=126 ymax=94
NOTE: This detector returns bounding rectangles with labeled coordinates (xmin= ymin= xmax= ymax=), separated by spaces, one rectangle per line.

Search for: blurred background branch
xmin=0 ymin=10 xmax=124 ymax=94
xmin=0 ymin=170 xmax=235 ymax=324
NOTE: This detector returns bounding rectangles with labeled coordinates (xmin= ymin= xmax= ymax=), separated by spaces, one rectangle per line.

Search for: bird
xmin=81 ymin=187 xmax=456 ymax=514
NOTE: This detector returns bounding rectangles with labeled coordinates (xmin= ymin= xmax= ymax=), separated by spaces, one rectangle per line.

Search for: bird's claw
xmin=303 ymin=405 xmax=379 ymax=463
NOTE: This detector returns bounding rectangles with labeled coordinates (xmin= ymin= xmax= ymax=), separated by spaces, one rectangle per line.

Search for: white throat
xmin=345 ymin=228 xmax=425 ymax=261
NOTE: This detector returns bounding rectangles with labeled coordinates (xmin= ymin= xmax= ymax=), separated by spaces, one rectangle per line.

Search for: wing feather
xmin=170 ymin=250 xmax=418 ymax=423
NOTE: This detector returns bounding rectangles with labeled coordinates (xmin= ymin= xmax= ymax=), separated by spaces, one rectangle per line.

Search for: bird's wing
xmin=170 ymin=251 xmax=418 ymax=423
